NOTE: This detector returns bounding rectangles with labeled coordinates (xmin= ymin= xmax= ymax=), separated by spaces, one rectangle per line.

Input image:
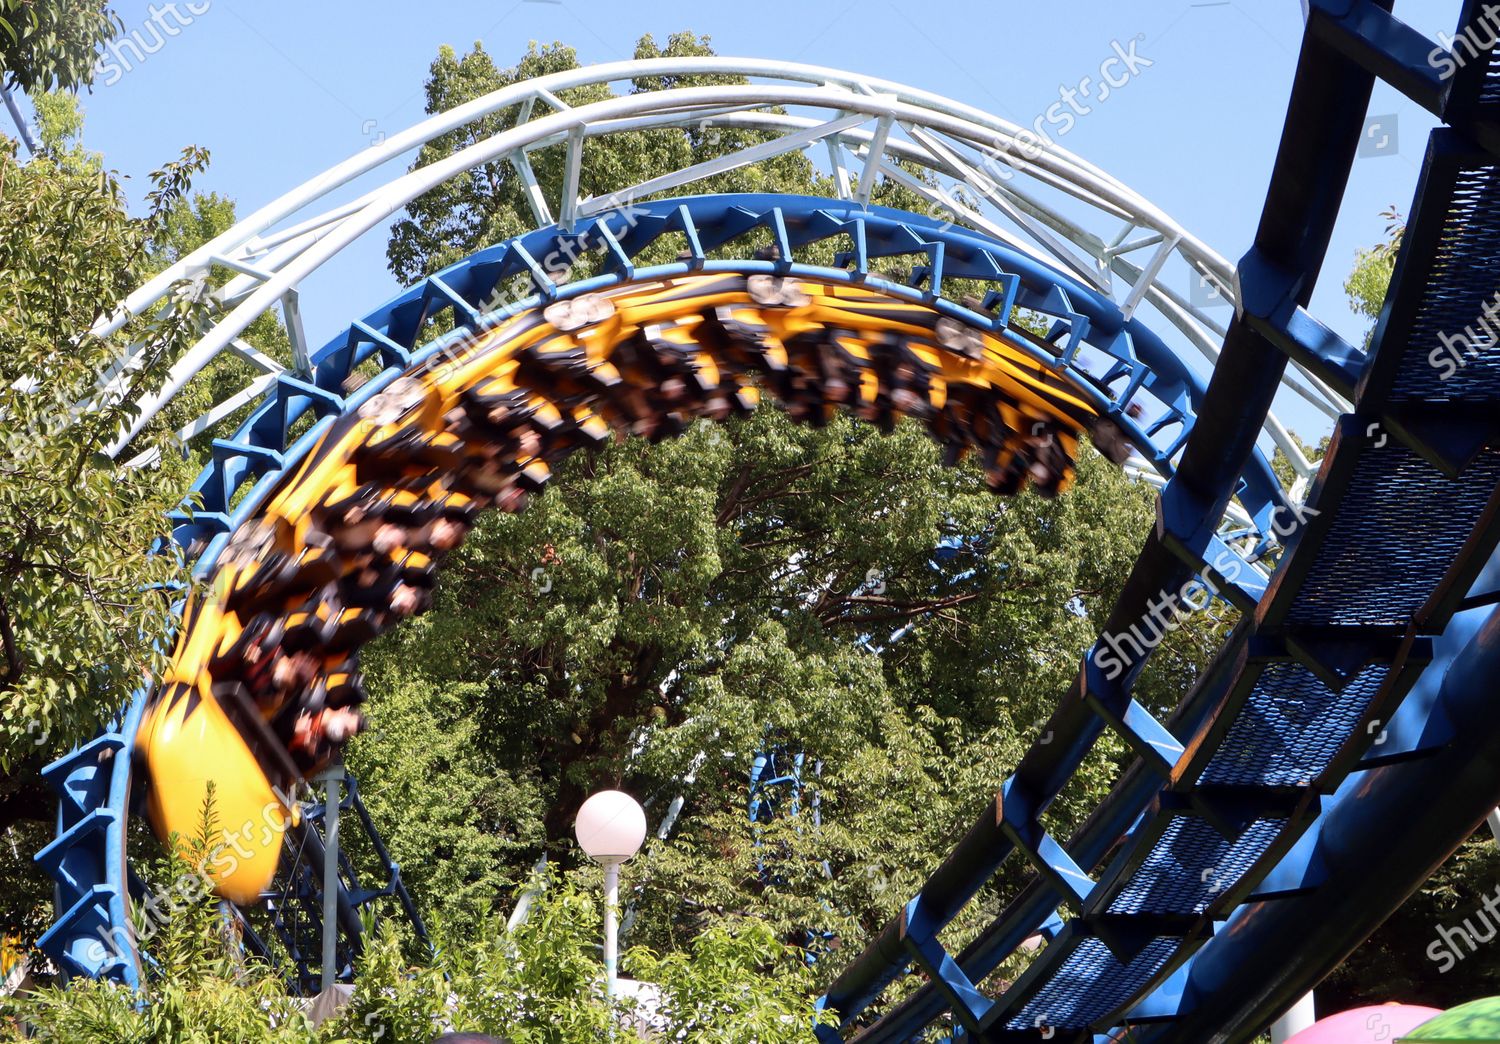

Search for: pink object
xmin=1284 ymin=1005 xmax=1446 ymax=1044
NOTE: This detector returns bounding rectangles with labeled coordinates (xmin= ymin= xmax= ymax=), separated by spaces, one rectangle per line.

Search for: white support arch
xmin=88 ymin=57 xmax=1340 ymax=489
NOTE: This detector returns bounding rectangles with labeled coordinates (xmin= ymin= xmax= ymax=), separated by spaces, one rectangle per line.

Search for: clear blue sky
xmin=17 ymin=0 xmax=1466 ymax=440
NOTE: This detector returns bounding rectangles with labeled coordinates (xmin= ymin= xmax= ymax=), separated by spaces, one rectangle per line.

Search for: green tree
xmin=387 ymin=32 xmax=834 ymax=286
xmin=331 ymin=870 xmax=830 ymax=1044
xmin=2 ymin=791 xmax=318 ymax=1042
xmin=0 ymin=0 xmax=117 ymax=93
xmin=1344 ymin=206 xmax=1405 ymax=342
xmin=6 ymin=828 xmax=831 ymax=1042
xmin=0 ymin=93 xmax=210 ymax=944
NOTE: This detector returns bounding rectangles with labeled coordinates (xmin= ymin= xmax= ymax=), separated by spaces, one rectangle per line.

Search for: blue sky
xmin=12 ymin=0 xmax=1467 ymax=440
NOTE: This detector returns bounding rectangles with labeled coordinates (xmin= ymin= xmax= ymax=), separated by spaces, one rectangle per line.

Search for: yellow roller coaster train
xmin=138 ymin=272 xmax=1111 ymax=903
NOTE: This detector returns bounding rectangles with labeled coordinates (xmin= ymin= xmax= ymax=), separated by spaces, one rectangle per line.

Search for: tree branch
xmin=0 ymin=596 xmax=21 ymax=686
xmin=818 ymin=592 xmax=982 ymax=628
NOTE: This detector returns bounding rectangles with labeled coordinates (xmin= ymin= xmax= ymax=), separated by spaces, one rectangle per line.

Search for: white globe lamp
xmin=575 ymin=789 xmax=647 ymax=995
xmin=575 ymin=789 xmax=647 ymax=863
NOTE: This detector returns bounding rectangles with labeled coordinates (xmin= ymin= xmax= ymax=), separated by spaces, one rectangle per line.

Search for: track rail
xmin=42 ymin=196 xmax=1272 ymax=987
xmin=82 ymin=59 xmax=1336 ymax=494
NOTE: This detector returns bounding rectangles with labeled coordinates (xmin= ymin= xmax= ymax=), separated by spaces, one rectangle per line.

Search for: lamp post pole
xmin=602 ymin=858 xmax=622 ymax=995
xmin=574 ymin=790 xmax=647 ymax=999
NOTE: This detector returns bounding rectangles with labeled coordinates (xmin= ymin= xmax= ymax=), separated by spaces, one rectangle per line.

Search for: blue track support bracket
xmin=768 ymin=207 xmax=795 ymax=269
xmin=981 ymin=274 xmax=1022 ymax=329
xmin=508 ymin=242 xmax=559 ymax=300
xmin=593 ymin=219 xmax=636 ymax=279
xmin=1155 ymin=480 xmax=1270 ymax=614
xmin=424 ymin=275 xmax=482 ymax=329
xmin=36 ymin=693 xmax=145 ymax=987
xmin=901 ymin=895 xmax=995 ymax=1034
xmin=1245 ymin=304 xmax=1368 ymax=403
xmin=250 ymin=375 xmax=344 ymax=448
xmin=1306 ymin=0 xmax=1450 ymax=115
xmin=315 ymin=321 xmax=410 ymax=397
xmin=998 ymin=781 xmax=1095 ymax=909
xmin=1097 ymin=328 xmax=1150 ymax=408
xmin=1083 ymin=664 xmax=1186 ymax=780
xmin=668 ymin=205 xmax=707 ymax=268
xmin=1026 ymin=285 xmax=1090 ymax=367
xmin=1092 ymin=684 xmax=1182 ymax=780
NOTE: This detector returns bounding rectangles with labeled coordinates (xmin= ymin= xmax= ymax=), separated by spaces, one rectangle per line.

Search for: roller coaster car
xmin=136 ymin=272 xmax=1104 ymax=910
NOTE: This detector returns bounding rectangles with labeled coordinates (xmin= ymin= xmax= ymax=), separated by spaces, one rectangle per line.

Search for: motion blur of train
xmin=137 ymin=273 xmax=1112 ymax=902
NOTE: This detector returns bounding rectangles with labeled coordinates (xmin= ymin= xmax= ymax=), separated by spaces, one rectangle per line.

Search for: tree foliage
xmin=4 ymin=819 xmax=830 ymax=1043
xmin=0 ymin=93 xmax=211 ymax=946
xmin=386 ymin=31 xmax=953 ymax=286
xmin=2 ymin=791 xmax=316 ymax=1042
xmin=1344 ymin=206 xmax=1405 ymax=340
xmin=0 ymin=0 xmax=117 ymax=93
xmin=332 ymin=870 xmax=828 ymax=1044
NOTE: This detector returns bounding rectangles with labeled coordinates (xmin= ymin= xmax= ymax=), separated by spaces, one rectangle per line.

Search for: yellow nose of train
xmin=138 ymin=273 xmax=1097 ymax=905
xmin=138 ymin=680 xmax=290 ymax=904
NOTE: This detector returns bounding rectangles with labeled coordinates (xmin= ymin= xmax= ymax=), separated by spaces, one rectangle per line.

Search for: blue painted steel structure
xmin=236 ymin=774 xmax=429 ymax=994
xmin=32 ymin=2 xmax=1500 ymax=1039
xmin=36 ymin=694 xmax=145 ymax=986
xmin=749 ymin=748 xmax=839 ymax=960
xmin=815 ymin=3 xmax=1500 ymax=1041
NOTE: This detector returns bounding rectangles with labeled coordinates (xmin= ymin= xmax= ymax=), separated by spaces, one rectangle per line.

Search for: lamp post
xmin=574 ymin=790 xmax=646 ymax=996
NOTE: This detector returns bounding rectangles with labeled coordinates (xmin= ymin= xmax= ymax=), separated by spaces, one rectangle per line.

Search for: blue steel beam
xmin=1130 ymin=589 xmax=1500 ymax=1042
xmin=831 ymin=0 xmax=1391 ymax=1030
xmin=1116 ymin=4 xmax=1500 ymax=1037
xmin=836 ymin=1 xmax=1500 ymax=1039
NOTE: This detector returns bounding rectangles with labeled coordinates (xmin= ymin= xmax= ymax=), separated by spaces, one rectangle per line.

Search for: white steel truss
xmin=88 ymin=57 xmax=1341 ymax=492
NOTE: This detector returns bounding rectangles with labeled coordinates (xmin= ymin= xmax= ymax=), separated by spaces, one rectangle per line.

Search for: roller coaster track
xmin=31 ymin=3 xmax=1500 ymax=1041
